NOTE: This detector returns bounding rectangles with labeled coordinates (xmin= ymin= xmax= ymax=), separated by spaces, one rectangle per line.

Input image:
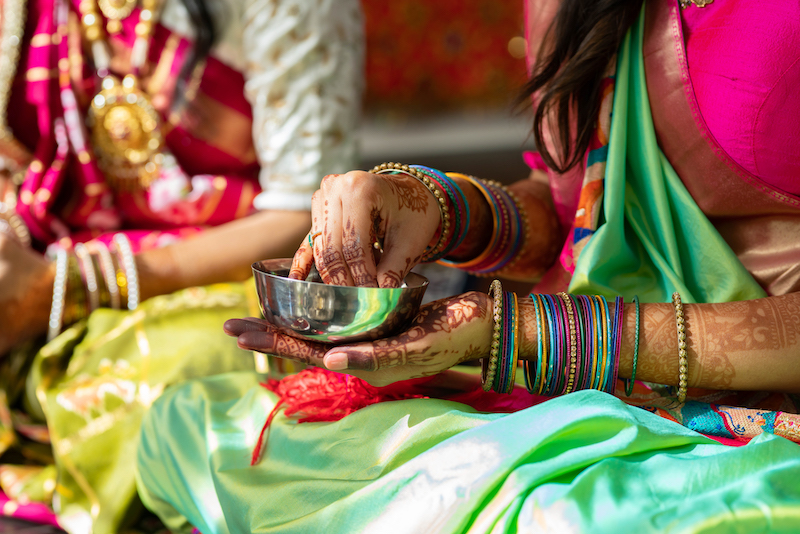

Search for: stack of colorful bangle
xmin=368 ymin=163 xmax=527 ymax=273
xmin=369 ymin=162 xmax=471 ymax=263
xmin=522 ymin=293 xmax=624 ymax=396
xmin=46 ymin=234 xmax=140 ymax=341
xmin=438 ymin=177 xmax=524 ymax=275
xmin=410 ymin=165 xmax=470 ymax=261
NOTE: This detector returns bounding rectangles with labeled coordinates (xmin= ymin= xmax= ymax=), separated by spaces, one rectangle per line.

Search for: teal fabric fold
xmin=568 ymin=6 xmax=766 ymax=304
xmin=137 ymin=373 xmax=800 ymax=534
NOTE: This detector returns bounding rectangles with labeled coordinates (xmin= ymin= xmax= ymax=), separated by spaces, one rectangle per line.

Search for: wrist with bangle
xmin=485 ymin=286 xmax=686 ymax=401
xmin=369 ymin=162 xmax=526 ymax=272
xmin=46 ymin=233 xmax=140 ymax=341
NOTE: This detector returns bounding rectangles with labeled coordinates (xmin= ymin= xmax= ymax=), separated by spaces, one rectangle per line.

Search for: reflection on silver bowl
xmin=252 ymin=258 xmax=429 ymax=344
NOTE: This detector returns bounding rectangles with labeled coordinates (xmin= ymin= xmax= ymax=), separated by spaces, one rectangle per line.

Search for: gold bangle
xmin=672 ymin=291 xmax=688 ymax=403
xmin=370 ymin=162 xmax=450 ymax=261
xmin=482 ymin=279 xmax=503 ymax=392
xmin=63 ymin=252 xmax=88 ymax=326
xmin=507 ymin=292 xmax=520 ymax=394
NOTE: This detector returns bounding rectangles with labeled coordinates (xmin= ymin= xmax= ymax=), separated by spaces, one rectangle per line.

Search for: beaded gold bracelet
xmin=482 ymin=279 xmax=503 ymax=392
xmin=672 ymin=291 xmax=688 ymax=403
xmin=370 ymin=162 xmax=451 ymax=261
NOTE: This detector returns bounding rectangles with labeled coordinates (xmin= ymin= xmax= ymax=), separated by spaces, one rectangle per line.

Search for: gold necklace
xmin=80 ymin=0 xmax=164 ymax=191
xmin=97 ymin=0 xmax=137 ymax=34
xmin=680 ymin=0 xmax=714 ymax=8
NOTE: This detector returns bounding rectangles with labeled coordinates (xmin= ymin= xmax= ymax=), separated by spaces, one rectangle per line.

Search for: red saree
xmin=4 ymin=0 xmax=260 ymax=253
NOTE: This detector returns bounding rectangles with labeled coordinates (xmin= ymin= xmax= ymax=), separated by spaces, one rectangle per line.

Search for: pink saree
xmin=521 ymin=0 xmax=800 ymax=443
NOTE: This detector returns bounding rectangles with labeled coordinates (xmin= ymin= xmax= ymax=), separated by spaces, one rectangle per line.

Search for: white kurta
xmin=160 ymin=0 xmax=364 ymax=211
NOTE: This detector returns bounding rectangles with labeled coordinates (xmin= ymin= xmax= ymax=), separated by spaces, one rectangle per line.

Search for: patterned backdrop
xmin=362 ymin=0 xmax=527 ymax=116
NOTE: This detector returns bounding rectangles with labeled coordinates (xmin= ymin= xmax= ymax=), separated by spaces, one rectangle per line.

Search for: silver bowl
xmin=252 ymin=258 xmax=429 ymax=344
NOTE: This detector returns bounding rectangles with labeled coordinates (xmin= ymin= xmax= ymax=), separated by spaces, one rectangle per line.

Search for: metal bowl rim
xmin=252 ymin=258 xmax=429 ymax=290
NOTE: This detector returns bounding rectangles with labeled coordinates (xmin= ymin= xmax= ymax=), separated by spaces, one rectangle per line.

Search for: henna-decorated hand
xmin=288 ymin=171 xmax=441 ymax=288
xmin=224 ymin=292 xmax=493 ymax=387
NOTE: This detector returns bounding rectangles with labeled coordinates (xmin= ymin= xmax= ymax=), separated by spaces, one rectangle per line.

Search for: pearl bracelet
xmin=47 ymin=246 xmax=69 ymax=342
xmin=113 ymin=234 xmax=139 ymax=311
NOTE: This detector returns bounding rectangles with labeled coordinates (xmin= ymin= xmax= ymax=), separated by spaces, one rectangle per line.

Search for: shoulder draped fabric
xmin=565 ymin=0 xmax=765 ymax=304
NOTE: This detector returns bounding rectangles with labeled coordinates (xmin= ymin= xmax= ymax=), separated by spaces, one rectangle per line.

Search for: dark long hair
xmin=518 ymin=0 xmax=642 ymax=173
xmin=175 ymin=0 xmax=217 ymax=102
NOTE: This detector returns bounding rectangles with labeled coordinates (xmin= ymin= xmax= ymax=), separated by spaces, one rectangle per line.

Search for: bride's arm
xmin=515 ymin=292 xmax=800 ymax=394
xmin=137 ymin=208 xmax=309 ymax=299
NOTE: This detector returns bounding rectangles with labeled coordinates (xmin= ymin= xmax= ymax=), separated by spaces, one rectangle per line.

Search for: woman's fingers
xmin=289 ymin=169 xmax=440 ymax=288
xmin=289 ymin=191 xmax=322 ymax=280
xmin=288 ymin=238 xmax=314 ymax=280
xmin=339 ymin=195 xmax=381 ymax=288
xmin=323 ymin=321 xmax=432 ymax=372
xmin=373 ymin=174 xmax=440 ymax=288
xmin=375 ymin=233 xmax=424 ymax=288
xmin=315 ymin=193 xmax=354 ymax=286
xmin=223 ymin=317 xmax=270 ymax=336
xmin=236 ymin=326 xmax=328 ymax=365
xmin=224 ymin=318 xmax=327 ymax=366
xmin=323 ymin=292 xmax=491 ymax=371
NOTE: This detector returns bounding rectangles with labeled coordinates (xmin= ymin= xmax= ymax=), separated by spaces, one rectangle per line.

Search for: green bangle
xmin=624 ymin=295 xmax=640 ymax=396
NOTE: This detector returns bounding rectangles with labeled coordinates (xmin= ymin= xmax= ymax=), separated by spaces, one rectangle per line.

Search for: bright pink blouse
xmin=681 ymin=2 xmax=800 ymax=196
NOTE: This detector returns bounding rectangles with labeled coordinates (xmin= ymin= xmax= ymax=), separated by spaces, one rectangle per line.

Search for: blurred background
xmin=359 ymin=0 xmax=534 ymax=185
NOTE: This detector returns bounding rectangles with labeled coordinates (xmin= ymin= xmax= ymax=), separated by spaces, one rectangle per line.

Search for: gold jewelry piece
xmin=483 ymin=279 xmax=503 ymax=392
xmin=97 ymin=0 xmax=137 ymax=34
xmin=672 ymin=291 xmax=688 ymax=403
xmin=62 ymin=252 xmax=87 ymax=326
xmin=82 ymin=0 xmax=165 ymax=191
xmin=370 ymin=162 xmax=450 ymax=262
xmin=88 ymin=74 xmax=164 ymax=191
xmin=680 ymin=0 xmax=713 ymax=8
xmin=507 ymin=292 xmax=520 ymax=394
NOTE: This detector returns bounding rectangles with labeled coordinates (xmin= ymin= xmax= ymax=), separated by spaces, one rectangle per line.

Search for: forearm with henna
xmin=513 ymin=292 xmax=800 ymax=394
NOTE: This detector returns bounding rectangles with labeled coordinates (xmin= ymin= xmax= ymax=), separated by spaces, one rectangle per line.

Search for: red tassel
xmin=251 ymin=398 xmax=285 ymax=466
xmin=249 ymin=367 xmax=547 ymax=464
xmin=250 ymin=367 xmax=430 ymax=463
